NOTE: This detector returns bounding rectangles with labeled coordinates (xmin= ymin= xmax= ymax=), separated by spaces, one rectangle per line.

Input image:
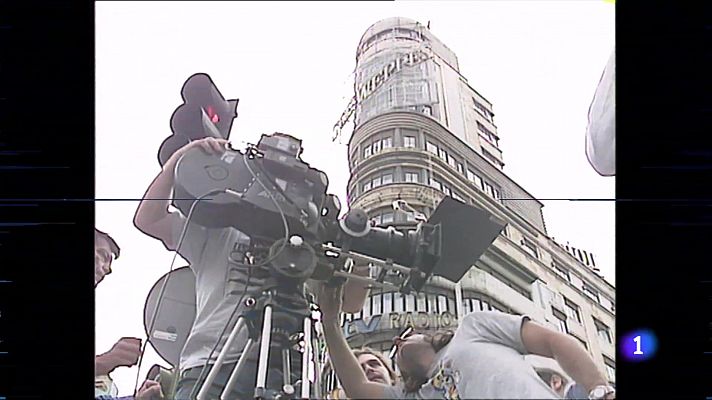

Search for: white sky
xmin=96 ymin=1 xmax=615 ymax=395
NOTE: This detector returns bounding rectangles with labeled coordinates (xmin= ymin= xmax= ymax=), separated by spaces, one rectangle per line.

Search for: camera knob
xmin=289 ymin=235 xmax=303 ymax=247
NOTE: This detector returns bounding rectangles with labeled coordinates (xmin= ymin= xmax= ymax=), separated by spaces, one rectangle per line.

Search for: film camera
xmin=144 ymin=74 xmax=505 ymax=400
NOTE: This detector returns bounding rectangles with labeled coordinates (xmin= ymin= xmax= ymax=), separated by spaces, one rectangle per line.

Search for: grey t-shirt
xmin=383 ymin=311 xmax=559 ymax=400
xmin=173 ymin=212 xmax=264 ymax=371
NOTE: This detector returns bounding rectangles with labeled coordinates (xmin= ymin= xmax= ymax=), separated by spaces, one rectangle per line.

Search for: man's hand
xmin=136 ymin=379 xmax=164 ymax=400
xmin=95 ymin=337 xmax=142 ymax=376
xmin=164 ymin=137 xmax=229 ymax=170
xmin=318 ymin=281 xmax=344 ymax=322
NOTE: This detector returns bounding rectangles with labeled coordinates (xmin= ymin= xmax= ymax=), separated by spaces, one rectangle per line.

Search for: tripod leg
xmin=281 ymin=348 xmax=291 ymax=388
xmin=300 ymin=317 xmax=312 ymax=399
xmin=255 ymin=305 xmax=273 ymax=393
xmin=220 ymin=338 xmax=255 ymax=400
xmin=312 ymin=334 xmax=321 ymax=398
xmin=196 ymin=317 xmax=247 ymax=400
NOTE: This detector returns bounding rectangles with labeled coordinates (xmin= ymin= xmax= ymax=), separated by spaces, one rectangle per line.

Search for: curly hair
xmin=321 ymin=346 xmax=398 ymax=392
xmin=399 ymin=330 xmax=455 ymax=393
xmin=352 ymin=347 xmax=397 ymax=383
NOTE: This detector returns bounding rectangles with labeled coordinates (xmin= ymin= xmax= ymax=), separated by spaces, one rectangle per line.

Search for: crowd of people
xmin=94 ymin=133 xmax=615 ymax=399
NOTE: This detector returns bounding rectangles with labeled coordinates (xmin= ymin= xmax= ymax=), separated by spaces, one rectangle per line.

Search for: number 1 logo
xmin=633 ymin=335 xmax=643 ymax=355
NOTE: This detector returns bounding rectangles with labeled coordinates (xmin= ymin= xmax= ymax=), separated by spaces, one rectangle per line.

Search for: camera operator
xmin=134 ymin=136 xmax=370 ymax=399
xmin=318 ymin=282 xmax=615 ymax=399
xmin=324 ymin=348 xmax=398 ymax=399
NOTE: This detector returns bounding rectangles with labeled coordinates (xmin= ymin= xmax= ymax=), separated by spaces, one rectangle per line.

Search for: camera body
xmin=173 ymin=133 xmax=333 ymax=243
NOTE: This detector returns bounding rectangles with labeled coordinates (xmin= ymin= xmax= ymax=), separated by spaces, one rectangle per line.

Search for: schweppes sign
xmin=356 ymin=50 xmax=430 ymax=102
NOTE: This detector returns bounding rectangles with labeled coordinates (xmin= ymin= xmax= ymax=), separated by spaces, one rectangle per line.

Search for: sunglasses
xmin=388 ymin=326 xmax=414 ymax=360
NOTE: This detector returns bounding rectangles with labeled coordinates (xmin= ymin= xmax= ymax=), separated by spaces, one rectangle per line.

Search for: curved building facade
xmin=321 ymin=17 xmax=615 ymax=396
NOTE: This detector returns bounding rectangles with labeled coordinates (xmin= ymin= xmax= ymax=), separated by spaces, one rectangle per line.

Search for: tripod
xmin=195 ymin=276 xmax=317 ymax=400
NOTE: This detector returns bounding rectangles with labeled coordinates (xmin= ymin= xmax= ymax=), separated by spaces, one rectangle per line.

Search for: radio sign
xmin=343 ymin=311 xmax=457 ymax=338
xmin=356 ymin=50 xmax=430 ymax=102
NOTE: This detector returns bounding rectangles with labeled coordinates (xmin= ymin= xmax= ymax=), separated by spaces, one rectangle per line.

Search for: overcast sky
xmin=96 ymin=1 xmax=614 ymax=395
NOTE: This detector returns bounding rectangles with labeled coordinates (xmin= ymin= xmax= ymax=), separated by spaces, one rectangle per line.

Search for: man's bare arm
xmin=521 ymin=319 xmax=610 ymax=394
xmin=319 ymin=284 xmax=387 ymax=399
xmin=133 ymin=137 xmax=227 ymax=249
xmin=342 ymin=265 xmax=370 ymax=313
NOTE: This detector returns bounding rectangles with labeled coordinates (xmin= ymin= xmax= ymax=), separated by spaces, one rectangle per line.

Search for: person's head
xmin=95 ymin=228 xmax=120 ymax=287
xmin=353 ymin=348 xmax=397 ymax=385
xmin=537 ymin=369 xmax=567 ymax=396
xmin=392 ymin=329 xmax=455 ymax=393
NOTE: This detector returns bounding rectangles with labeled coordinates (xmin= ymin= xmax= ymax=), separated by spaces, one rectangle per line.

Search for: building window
xmin=372 ymin=176 xmax=382 ymax=188
xmin=438 ymin=295 xmax=448 ymax=313
xmin=382 ymin=137 xmax=393 ymax=149
xmin=604 ymin=357 xmax=615 ymax=382
xmin=382 ymin=173 xmax=393 ymax=185
xmin=472 ymin=298 xmax=483 ymax=312
xmin=582 ymin=283 xmax=600 ymax=303
xmin=393 ymin=292 xmax=404 ymax=312
xmin=422 ymin=105 xmax=432 ymax=116
xmin=452 ymin=192 xmax=465 ymax=202
xmin=552 ymin=308 xmax=568 ymax=334
xmin=370 ymin=214 xmax=382 ymax=226
xmin=482 ymin=148 xmax=502 ymax=167
xmin=404 ymin=136 xmax=416 ymax=148
xmin=405 ymin=294 xmax=416 ymax=311
xmin=594 ymin=318 xmax=612 ymax=345
xmin=427 ymin=294 xmax=438 ymax=312
xmin=576 ymin=336 xmax=588 ymax=352
xmin=443 ymin=186 xmax=451 ymax=196
xmin=383 ymin=292 xmax=393 ymax=313
xmin=405 ymin=172 xmax=420 ymax=183
xmin=484 ymin=182 xmax=494 ymax=197
xmin=493 ymin=188 xmax=501 ymax=201
xmin=552 ymin=262 xmax=571 ymax=282
xmin=521 ymin=237 xmax=539 ymax=259
xmin=364 ymin=145 xmax=372 ymax=158
xmin=447 ymin=155 xmax=457 ymax=169
xmin=363 ymin=181 xmax=372 ymax=192
xmin=426 ymin=141 xmax=438 ymax=155
xmin=429 ymin=178 xmax=442 ymax=191
xmin=477 ymin=121 xmax=499 ymax=147
xmin=473 ymin=98 xmax=492 ymax=122
xmin=456 ymin=162 xmax=464 ymax=174
xmin=416 ymin=293 xmax=427 ymax=311
xmin=372 ymin=140 xmax=381 ymax=154
xmin=438 ymin=147 xmax=448 ymax=162
xmin=467 ymin=170 xmax=483 ymax=190
xmin=563 ymin=298 xmax=582 ymax=324
xmin=372 ymin=293 xmax=382 ymax=315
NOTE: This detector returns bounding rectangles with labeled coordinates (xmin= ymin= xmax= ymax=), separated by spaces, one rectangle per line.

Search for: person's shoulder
xmin=382 ymin=382 xmax=410 ymax=399
xmin=461 ymin=311 xmax=529 ymax=330
xmin=463 ymin=310 xmax=521 ymax=321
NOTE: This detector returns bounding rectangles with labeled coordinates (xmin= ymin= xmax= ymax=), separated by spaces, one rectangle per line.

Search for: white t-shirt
xmin=383 ymin=311 xmax=559 ymax=399
xmin=585 ymin=50 xmax=616 ymax=176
